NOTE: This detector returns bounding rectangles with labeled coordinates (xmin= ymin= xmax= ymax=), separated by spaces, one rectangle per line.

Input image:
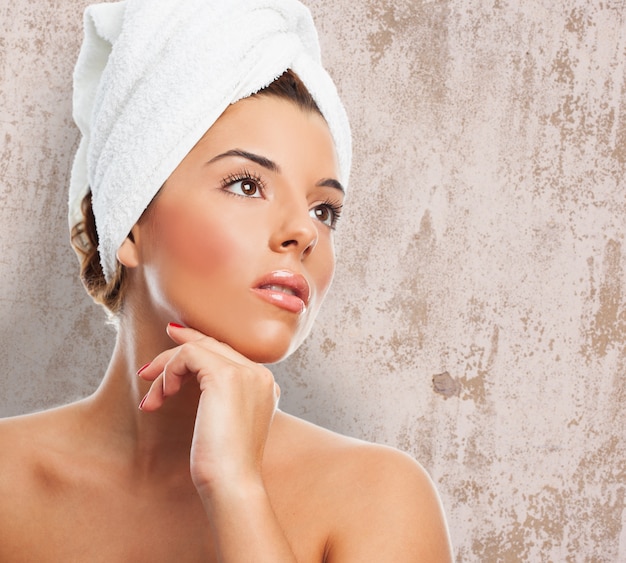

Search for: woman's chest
xmin=5 ymin=484 xmax=212 ymax=562
xmin=5 ymin=475 xmax=331 ymax=563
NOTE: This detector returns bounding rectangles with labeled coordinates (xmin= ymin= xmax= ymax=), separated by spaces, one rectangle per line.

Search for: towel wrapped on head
xmin=69 ymin=0 xmax=352 ymax=282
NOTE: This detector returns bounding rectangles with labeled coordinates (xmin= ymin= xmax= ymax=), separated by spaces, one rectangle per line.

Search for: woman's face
xmin=127 ymin=95 xmax=343 ymax=363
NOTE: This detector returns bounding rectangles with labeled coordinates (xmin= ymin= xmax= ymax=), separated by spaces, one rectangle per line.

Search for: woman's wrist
xmin=194 ymin=468 xmax=267 ymax=509
xmin=196 ymin=474 xmax=297 ymax=562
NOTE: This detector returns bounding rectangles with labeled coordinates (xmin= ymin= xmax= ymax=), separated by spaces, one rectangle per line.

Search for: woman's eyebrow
xmin=317 ymin=178 xmax=345 ymax=195
xmin=208 ymin=148 xmax=344 ymax=194
xmin=207 ymin=149 xmax=279 ymax=172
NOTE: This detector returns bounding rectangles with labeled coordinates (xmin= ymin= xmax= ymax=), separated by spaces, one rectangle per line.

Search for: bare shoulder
xmin=272 ymin=410 xmax=444 ymax=497
xmin=0 ymin=407 xmax=61 ymax=469
xmin=0 ymin=404 xmax=80 ymax=495
xmin=0 ymin=403 xmax=83 ymax=454
xmin=329 ymin=440 xmax=453 ymax=562
xmin=271 ymin=412 xmax=453 ymax=562
xmin=0 ymin=404 xmax=87 ymax=547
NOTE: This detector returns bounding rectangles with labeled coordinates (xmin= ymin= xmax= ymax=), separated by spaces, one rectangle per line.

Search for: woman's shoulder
xmin=0 ymin=402 xmax=111 ymax=560
xmin=273 ymin=409 xmax=436 ymax=484
xmin=0 ymin=402 xmax=83 ymax=445
xmin=0 ymin=408 xmax=65 ymax=534
xmin=271 ymin=411 xmax=453 ymax=561
xmin=0 ymin=407 xmax=57 ymax=458
xmin=0 ymin=403 xmax=87 ymax=488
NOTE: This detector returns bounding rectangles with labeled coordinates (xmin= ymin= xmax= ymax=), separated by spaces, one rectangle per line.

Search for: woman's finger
xmin=136 ymin=346 xmax=177 ymax=382
xmin=165 ymin=322 xmax=206 ymax=343
xmin=166 ymin=323 xmax=253 ymax=366
xmin=139 ymin=346 xmax=204 ymax=411
xmin=135 ymin=323 xmax=205 ymax=383
xmin=139 ymin=371 xmax=165 ymax=411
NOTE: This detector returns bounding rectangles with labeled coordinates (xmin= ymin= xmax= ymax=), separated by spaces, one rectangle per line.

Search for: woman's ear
xmin=116 ymin=228 xmax=140 ymax=269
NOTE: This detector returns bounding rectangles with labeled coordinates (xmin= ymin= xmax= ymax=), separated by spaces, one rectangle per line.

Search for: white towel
xmin=69 ymin=0 xmax=352 ymax=282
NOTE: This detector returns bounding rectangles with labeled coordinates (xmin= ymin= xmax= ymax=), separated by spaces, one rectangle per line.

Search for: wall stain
xmin=551 ymin=46 xmax=575 ymax=87
xmin=582 ymin=239 xmax=625 ymax=359
xmin=364 ymin=0 xmax=450 ymax=111
xmin=564 ymin=7 xmax=593 ymax=39
xmin=452 ymin=477 xmax=483 ymax=504
xmin=320 ymin=337 xmax=336 ymax=356
xmin=460 ymin=324 xmax=500 ymax=406
xmin=378 ymin=210 xmax=436 ymax=362
xmin=612 ymin=74 xmax=626 ymax=166
xmin=432 ymin=371 xmax=460 ymax=398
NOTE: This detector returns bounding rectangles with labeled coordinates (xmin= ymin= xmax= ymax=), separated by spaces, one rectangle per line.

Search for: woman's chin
xmin=233 ymin=332 xmax=309 ymax=365
xmin=172 ymin=313 xmax=315 ymax=365
xmin=239 ymin=342 xmax=296 ymax=365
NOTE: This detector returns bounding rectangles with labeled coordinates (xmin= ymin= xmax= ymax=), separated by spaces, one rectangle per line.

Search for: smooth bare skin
xmin=0 ymin=97 xmax=452 ymax=561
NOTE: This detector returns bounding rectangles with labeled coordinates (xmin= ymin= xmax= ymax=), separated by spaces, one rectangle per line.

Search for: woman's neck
xmin=85 ymin=318 xmax=201 ymax=481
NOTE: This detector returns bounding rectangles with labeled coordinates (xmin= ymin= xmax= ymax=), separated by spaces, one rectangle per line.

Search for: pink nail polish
xmin=136 ymin=362 xmax=151 ymax=376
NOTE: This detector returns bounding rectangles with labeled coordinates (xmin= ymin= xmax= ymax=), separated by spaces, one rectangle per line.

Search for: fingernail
xmin=138 ymin=394 xmax=148 ymax=410
xmin=168 ymin=322 xmax=185 ymax=329
xmin=136 ymin=362 xmax=151 ymax=376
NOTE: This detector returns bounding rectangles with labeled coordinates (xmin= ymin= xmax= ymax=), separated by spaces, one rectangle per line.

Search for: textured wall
xmin=1 ymin=0 xmax=625 ymax=560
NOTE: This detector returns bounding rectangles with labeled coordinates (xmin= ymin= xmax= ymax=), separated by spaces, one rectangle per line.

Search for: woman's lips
xmin=251 ymin=270 xmax=310 ymax=314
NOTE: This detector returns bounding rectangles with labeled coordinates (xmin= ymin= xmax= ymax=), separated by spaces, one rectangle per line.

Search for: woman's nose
xmin=270 ymin=201 xmax=318 ymax=259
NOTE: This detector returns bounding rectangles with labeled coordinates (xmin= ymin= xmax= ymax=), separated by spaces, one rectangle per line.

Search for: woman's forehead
xmin=193 ymin=96 xmax=337 ymax=164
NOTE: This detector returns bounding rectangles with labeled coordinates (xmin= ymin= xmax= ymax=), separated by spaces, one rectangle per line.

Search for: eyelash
xmin=220 ymin=169 xmax=266 ymax=195
xmin=219 ymin=169 xmax=343 ymax=229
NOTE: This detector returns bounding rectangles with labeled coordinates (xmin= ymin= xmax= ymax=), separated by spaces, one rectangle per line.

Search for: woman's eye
xmin=225 ymin=178 xmax=262 ymax=198
xmin=310 ymin=204 xmax=337 ymax=228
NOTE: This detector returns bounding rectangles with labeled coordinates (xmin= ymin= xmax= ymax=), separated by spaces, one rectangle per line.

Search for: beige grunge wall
xmin=1 ymin=0 xmax=625 ymax=560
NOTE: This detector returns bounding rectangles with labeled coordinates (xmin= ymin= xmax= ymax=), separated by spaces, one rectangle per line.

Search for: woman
xmin=0 ymin=0 xmax=452 ymax=560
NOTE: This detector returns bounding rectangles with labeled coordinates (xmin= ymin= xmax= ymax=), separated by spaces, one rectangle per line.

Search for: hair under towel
xmin=69 ymin=0 xmax=352 ymax=282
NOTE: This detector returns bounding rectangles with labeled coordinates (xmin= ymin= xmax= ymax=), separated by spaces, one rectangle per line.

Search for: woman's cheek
xmin=312 ymin=243 xmax=336 ymax=300
xmin=153 ymin=205 xmax=240 ymax=274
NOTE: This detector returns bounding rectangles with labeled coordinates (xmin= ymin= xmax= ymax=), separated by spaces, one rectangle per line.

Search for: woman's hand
xmin=137 ymin=323 xmax=280 ymax=495
xmin=137 ymin=324 xmax=296 ymax=561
